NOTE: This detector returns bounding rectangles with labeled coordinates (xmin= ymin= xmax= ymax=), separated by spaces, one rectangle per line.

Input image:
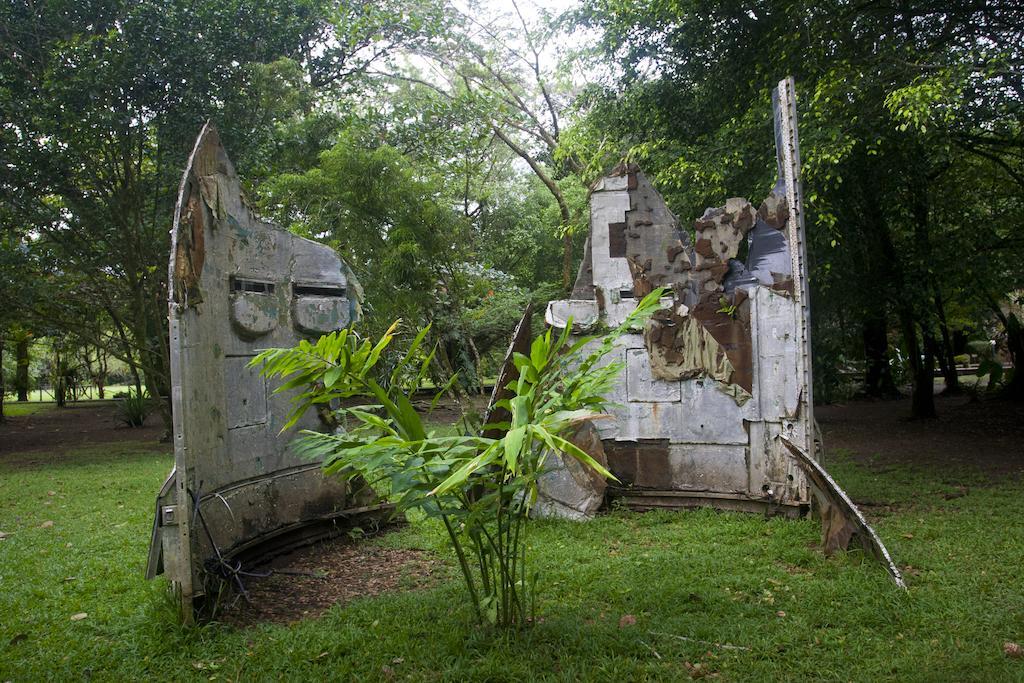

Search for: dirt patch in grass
xmin=217 ymin=534 xmax=445 ymax=627
xmin=817 ymin=394 xmax=1024 ymax=481
xmin=0 ymin=401 xmax=167 ymax=458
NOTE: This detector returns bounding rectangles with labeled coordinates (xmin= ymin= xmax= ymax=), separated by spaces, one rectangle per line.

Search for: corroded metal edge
xmin=779 ymin=435 xmax=906 ymax=589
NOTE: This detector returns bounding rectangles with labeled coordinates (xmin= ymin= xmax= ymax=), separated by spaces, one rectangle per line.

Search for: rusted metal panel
xmin=643 ymin=309 xmax=735 ymax=385
xmin=780 ymin=436 xmax=905 ymax=588
xmin=540 ymin=78 xmax=815 ymax=517
xmin=611 ymin=489 xmax=804 ymax=518
xmin=689 ymin=299 xmax=754 ymax=393
xmin=776 ymin=78 xmax=815 ymax=456
xmin=662 ymin=443 xmax=749 ymax=492
xmin=148 ymin=124 xmax=385 ymax=619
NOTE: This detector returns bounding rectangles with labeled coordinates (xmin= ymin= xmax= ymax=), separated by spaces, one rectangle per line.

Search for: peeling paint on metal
xmin=539 ymin=77 xmax=815 ymax=518
xmin=149 ymin=124 xmax=380 ymax=620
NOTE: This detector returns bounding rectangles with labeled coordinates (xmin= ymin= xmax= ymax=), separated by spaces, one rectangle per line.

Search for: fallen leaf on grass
xmin=684 ymin=661 xmax=719 ymax=679
xmin=40 ymin=521 xmax=54 ymax=529
xmin=70 ymin=613 xmax=88 ymax=621
xmin=1004 ymin=642 xmax=1023 ymax=658
xmin=619 ymin=614 xmax=637 ymax=628
xmin=901 ymin=533 xmax=914 ymax=539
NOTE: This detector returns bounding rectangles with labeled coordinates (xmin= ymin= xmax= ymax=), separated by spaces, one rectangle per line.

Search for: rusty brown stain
xmin=603 ymin=440 xmax=640 ymax=485
xmin=627 ymin=256 xmax=655 ymax=298
xmin=173 ymin=186 xmax=206 ymax=305
xmin=770 ymin=276 xmax=795 ymax=296
xmin=608 ymin=221 xmax=627 ymax=257
xmin=189 ymin=193 xmax=205 ymax=279
xmin=757 ymin=193 xmax=789 ymax=229
xmin=644 ymin=308 xmax=735 ymax=384
xmin=626 ymin=170 xmax=638 ymax=190
xmin=603 ymin=439 xmax=672 ymax=489
xmin=690 ymin=300 xmax=753 ymax=392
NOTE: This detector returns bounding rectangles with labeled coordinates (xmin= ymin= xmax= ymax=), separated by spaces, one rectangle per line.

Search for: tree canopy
xmin=2 ymin=0 xmax=1022 ymax=421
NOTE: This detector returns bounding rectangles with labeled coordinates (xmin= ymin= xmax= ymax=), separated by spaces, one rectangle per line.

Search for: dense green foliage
xmin=0 ymin=0 xmax=341 ymax=426
xmin=0 ymin=0 xmax=580 ymax=410
xmin=568 ymin=0 xmax=1024 ymax=413
xmin=2 ymin=1 xmax=1021 ymax=410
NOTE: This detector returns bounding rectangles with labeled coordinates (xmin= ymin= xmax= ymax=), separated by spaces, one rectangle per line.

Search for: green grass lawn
xmin=2 ymin=443 xmax=1023 ymax=682
xmin=4 ymin=384 xmax=136 ymax=404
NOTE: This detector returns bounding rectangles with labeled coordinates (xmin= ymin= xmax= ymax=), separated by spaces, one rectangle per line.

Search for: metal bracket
xmin=162 ymin=505 xmax=179 ymax=527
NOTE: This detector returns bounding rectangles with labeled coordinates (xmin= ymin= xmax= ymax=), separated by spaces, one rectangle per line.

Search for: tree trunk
xmin=140 ymin=274 xmax=173 ymax=439
xmin=54 ymin=347 xmax=67 ymax=408
xmin=129 ymin=359 xmax=143 ymax=397
xmin=899 ymin=311 xmax=936 ymax=419
xmin=927 ymin=329 xmax=955 ymax=396
xmin=15 ymin=335 xmax=29 ymax=401
xmin=563 ymin=232 xmax=573 ymax=292
xmin=862 ymin=313 xmax=898 ymax=397
xmin=914 ymin=326 xmax=937 ymax=418
xmin=489 ymin=126 xmax=574 ymax=292
xmin=932 ymin=289 xmax=960 ymax=393
xmin=96 ymin=347 xmax=107 ymax=399
xmin=0 ymin=335 xmax=6 ymax=422
xmin=1004 ymin=310 xmax=1024 ymax=400
xmin=138 ymin=338 xmax=171 ymax=438
xmin=902 ymin=159 xmax=938 ymax=417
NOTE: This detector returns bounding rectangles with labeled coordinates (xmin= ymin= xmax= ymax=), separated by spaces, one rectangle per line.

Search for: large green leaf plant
xmin=251 ymin=289 xmax=664 ymax=627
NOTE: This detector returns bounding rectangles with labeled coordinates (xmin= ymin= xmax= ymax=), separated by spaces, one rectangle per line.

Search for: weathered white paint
xmin=545 ymin=299 xmax=601 ymax=332
xmin=147 ymin=125 xmax=377 ymax=619
xmin=538 ymin=79 xmax=815 ymax=518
